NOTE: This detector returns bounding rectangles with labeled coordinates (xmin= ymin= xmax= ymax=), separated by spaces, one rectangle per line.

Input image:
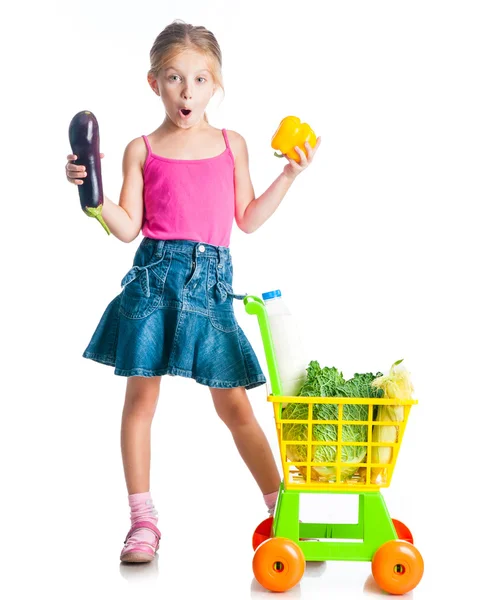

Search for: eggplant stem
xmin=274 ymin=151 xmax=285 ymax=158
xmin=85 ymin=205 xmax=111 ymax=235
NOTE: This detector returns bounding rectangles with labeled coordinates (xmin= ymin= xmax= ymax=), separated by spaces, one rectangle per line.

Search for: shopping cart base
xmin=252 ymin=481 xmax=424 ymax=594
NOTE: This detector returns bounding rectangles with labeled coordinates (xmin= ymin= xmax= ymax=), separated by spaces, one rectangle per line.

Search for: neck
xmin=161 ymin=115 xmax=209 ymax=135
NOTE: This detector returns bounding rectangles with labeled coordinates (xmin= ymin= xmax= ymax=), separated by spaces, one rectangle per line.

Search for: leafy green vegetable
xmin=298 ymin=363 xmax=346 ymax=397
xmin=297 ymin=361 xmax=382 ymax=399
xmin=282 ymin=361 xmax=384 ymax=482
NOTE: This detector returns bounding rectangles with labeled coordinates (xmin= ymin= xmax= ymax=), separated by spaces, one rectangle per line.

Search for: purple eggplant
xmin=68 ymin=110 xmax=110 ymax=235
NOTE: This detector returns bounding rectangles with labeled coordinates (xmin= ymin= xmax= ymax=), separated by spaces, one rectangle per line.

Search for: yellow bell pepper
xmin=271 ymin=116 xmax=317 ymax=162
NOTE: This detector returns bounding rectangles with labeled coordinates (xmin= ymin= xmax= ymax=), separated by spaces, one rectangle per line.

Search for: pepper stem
xmin=85 ymin=205 xmax=111 ymax=235
xmin=274 ymin=151 xmax=285 ymax=158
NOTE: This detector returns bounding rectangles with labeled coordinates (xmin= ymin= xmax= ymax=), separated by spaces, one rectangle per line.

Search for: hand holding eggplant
xmin=67 ymin=110 xmax=110 ymax=235
xmin=66 ymin=152 xmax=104 ymax=185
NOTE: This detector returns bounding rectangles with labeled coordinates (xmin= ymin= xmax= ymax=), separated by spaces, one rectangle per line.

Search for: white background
xmin=1 ymin=0 xmax=477 ymax=598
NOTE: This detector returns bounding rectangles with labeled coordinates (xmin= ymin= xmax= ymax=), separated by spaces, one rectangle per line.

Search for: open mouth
xmin=180 ymin=108 xmax=192 ymax=116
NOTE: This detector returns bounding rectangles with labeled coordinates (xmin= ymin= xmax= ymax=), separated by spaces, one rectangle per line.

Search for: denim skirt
xmin=82 ymin=237 xmax=267 ymax=389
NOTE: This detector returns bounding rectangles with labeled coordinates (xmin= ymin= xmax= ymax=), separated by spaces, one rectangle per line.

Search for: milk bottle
xmin=262 ymin=290 xmax=308 ymax=396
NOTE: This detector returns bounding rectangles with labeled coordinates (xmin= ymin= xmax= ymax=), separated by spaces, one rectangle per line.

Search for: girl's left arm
xmin=230 ymin=131 xmax=321 ymax=233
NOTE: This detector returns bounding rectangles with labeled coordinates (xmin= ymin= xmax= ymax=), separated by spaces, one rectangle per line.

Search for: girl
xmin=65 ymin=20 xmax=320 ymax=564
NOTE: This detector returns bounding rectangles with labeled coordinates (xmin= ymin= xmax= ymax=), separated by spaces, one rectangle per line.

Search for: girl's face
xmin=151 ymin=49 xmax=217 ymax=129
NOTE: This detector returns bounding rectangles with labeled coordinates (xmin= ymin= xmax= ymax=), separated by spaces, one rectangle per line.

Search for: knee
xmin=127 ymin=395 xmax=158 ymax=417
xmin=214 ymin=394 xmax=255 ymax=429
xmin=124 ymin=379 xmax=160 ymax=419
xmin=124 ymin=394 xmax=158 ymax=420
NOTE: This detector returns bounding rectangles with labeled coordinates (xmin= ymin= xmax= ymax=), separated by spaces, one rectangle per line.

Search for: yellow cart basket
xmin=271 ymin=395 xmax=416 ymax=491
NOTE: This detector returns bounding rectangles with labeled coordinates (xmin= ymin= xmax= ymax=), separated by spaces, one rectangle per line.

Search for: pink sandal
xmin=120 ymin=520 xmax=161 ymax=563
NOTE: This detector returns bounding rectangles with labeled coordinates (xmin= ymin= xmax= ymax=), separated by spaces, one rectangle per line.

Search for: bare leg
xmin=210 ymin=386 xmax=281 ymax=494
xmin=120 ymin=376 xmax=161 ymax=494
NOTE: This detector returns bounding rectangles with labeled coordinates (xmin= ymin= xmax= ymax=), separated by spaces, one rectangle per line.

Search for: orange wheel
xmin=392 ymin=518 xmax=414 ymax=544
xmin=372 ymin=540 xmax=424 ymax=595
xmin=253 ymin=537 xmax=305 ymax=592
xmin=252 ymin=516 xmax=274 ymax=551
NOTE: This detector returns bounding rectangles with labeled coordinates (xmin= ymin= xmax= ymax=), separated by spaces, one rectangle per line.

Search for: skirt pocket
xmin=119 ymin=250 xmax=171 ymax=319
xmin=206 ymin=257 xmax=245 ymax=333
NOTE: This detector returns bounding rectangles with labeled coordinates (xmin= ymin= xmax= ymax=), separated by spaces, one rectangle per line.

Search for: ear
xmin=147 ymin=74 xmax=160 ymax=96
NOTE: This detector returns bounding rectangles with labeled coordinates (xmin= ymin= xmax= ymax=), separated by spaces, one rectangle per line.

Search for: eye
xmin=197 ymin=77 xmax=206 ymax=83
xmin=169 ymin=75 xmax=180 ymax=82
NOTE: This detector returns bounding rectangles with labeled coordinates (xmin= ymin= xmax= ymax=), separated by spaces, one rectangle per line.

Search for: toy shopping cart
xmin=244 ymin=295 xmax=424 ymax=595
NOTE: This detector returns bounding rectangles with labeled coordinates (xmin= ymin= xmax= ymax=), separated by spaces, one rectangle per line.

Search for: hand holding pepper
xmin=271 ymin=116 xmax=321 ymax=180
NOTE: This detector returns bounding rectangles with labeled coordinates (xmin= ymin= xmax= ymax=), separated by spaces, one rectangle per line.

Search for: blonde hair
xmin=148 ymin=20 xmax=224 ymax=123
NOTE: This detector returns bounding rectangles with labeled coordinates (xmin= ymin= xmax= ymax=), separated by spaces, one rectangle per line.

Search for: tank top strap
xmin=142 ymin=135 xmax=152 ymax=157
xmin=221 ymin=129 xmax=234 ymax=160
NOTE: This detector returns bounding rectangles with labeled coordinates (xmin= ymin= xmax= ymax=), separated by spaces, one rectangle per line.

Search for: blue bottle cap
xmin=262 ymin=290 xmax=282 ymax=300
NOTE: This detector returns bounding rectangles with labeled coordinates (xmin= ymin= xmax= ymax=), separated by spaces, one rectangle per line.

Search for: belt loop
xmin=218 ymin=246 xmax=226 ymax=270
xmin=154 ymin=239 xmax=165 ymax=258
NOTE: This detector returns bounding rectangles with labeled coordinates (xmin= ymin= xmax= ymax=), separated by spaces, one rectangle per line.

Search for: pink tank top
xmin=141 ymin=129 xmax=235 ymax=247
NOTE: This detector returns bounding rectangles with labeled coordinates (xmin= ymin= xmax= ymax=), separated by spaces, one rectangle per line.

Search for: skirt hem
xmin=82 ymin=351 xmax=266 ymax=390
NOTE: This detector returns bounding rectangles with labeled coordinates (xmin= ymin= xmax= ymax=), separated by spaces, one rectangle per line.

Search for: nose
xmin=181 ymin=83 xmax=192 ymax=100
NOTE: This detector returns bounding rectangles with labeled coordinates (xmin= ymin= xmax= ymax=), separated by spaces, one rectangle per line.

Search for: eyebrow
xmin=165 ymin=67 xmax=210 ymax=74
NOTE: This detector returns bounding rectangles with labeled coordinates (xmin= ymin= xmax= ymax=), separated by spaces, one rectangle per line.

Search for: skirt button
xmin=198 ymin=244 xmax=205 ymax=252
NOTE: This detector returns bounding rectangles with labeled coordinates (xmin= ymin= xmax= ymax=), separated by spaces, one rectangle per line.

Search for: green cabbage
xmin=282 ymin=361 xmax=384 ymax=482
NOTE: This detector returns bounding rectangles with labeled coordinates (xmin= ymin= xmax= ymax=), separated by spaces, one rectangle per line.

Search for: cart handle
xmin=243 ymin=295 xmax=283 ymax=396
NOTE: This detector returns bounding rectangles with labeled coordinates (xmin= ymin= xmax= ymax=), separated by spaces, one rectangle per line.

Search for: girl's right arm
xmin=65 ymin=138 xmax=145 ymax=243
